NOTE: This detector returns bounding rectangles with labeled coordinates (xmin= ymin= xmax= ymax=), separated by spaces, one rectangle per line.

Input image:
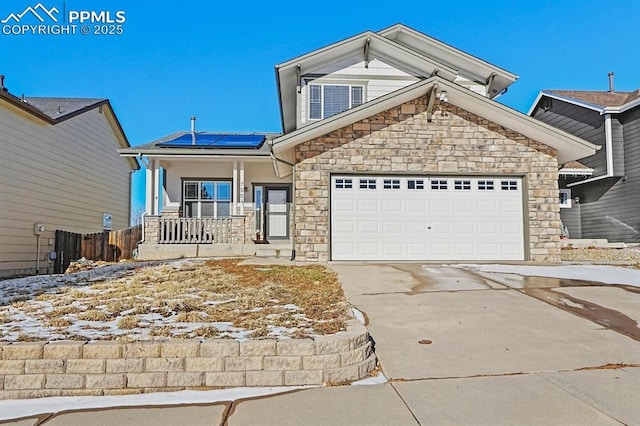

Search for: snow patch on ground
xmin=351 ymin=307 xmax=366 ymax=325
xmin=0 ymin=386 xmax=312 ymax=421
xmin=456 ymin=264 xmax=640 ymax=286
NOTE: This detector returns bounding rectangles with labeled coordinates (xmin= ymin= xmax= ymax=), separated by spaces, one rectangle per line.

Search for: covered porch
xmin=118 ymin=131 xmax=293 ymax=260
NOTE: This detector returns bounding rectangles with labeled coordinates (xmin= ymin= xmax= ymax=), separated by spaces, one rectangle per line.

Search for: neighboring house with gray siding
xmin=529 ymin=88 xmax=640 ymax=242
xmin=0 ymin=76 xmax=139 ymax=277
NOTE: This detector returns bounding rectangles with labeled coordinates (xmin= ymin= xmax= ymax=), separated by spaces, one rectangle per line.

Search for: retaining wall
xmin=0 ymin=320 xmax=375 ymax=400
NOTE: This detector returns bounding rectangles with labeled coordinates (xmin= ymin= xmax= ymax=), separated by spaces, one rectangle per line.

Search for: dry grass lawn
xmin=0 ymin=259 xmax=352 ymax=342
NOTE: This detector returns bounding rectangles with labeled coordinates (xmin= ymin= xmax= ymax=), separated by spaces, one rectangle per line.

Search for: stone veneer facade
xmin=293 ymin=97 xmax=561 ymax=262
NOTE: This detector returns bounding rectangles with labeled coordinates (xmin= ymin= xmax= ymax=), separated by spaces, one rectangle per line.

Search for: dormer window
xmin=309 ymin=84 xmax=364 ymax=120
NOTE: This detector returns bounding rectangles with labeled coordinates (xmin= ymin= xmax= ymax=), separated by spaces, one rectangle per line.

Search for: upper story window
xmin=309 ymin=84 xmax=364 ymax=119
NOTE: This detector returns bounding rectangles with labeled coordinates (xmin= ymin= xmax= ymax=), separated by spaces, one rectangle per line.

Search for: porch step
xmin=254 ymin=242 xmax=292 ymax=259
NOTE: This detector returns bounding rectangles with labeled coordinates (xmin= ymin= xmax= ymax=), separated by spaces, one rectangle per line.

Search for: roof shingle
xmin=546 ymin=90 xmax=640 ymax=108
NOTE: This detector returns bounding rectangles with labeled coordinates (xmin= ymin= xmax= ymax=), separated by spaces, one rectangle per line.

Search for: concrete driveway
xmin=330 ymin=263 xmax=640 ymax=424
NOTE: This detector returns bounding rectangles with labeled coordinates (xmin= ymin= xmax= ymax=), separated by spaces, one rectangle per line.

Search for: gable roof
xmin=378 ymin=24 xmax=517 ymax=96
xmin=275 ymin=24 xmax=518 ymax=135
xmin=272 ymin=75 xmax=597 ymax=166
xmin=24 ymin=97 xmax=107 ymax=120
xmin=0 ymin=88 xmax=138 ymax=170
xmin=529 ymin=89 xmax=640 ymax=115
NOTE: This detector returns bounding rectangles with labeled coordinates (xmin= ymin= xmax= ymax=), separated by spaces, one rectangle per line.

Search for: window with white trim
xmin=478 ymin=180 xmax=495 ymax=190
xmin=408 ymin=179 xmax=425 ymax=190
xmin=454 ymin=180 xmax=471 ymax=190
xmin=309 ymin=84 xmax=364 ymax=119
xmin=335 ymin=178 xmax=353 ymax=189
xmin=383 ymin=179 xmax=400 ymax=189
xmin=431 ymin=180 xmax=448 ymax=190
xmin=359 ymin=178 xmax=376 ymax=189
xmin=559 ymin=188 xmax=572 ymax=208
xmin=501 ymin=180 xmax=518 ymax=191
xmin=183 ymin=180 xmax=232 ymax=218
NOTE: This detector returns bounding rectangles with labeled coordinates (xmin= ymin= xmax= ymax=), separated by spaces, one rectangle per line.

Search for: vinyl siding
xmin=568 ymin=106 xmax=640 ymax=242
xmin=560 ymin=206 xmax=581 ymax=239
xmin=533 ymin=99 xmax=607 ymax=174
xmin=0 ymin=103 xmax=132 ymax=276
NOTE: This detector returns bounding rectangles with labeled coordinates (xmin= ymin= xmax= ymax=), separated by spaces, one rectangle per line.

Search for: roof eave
xmin=377 ymin=24 xmax=518 ymax=84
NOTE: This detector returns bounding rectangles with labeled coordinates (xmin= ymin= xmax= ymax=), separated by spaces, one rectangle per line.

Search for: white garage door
xmin=331 ymin=175 xmax=525 ymax=261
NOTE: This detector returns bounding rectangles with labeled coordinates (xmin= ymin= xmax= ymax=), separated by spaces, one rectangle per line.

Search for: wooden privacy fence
xmin=54 ymin=225 xmax=142 ymax=273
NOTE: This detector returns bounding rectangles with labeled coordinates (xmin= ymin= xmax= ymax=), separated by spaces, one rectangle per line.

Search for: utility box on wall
xmin=34 ymin=223 xmax=45 ymax=235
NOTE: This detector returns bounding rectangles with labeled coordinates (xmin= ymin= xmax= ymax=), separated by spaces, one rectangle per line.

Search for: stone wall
xmin=294 ymin=98 xmax=560 ymax=262
xmin=0 ymin=321 xmax=375 ymax=400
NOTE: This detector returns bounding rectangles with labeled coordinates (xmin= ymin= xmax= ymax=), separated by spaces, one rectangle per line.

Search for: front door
xmin=265 ymin=188 xmax=289 ymax=240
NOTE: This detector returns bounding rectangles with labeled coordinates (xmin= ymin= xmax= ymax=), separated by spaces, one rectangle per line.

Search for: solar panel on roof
xmin=158 ymin=133 xmax=266 ymax=149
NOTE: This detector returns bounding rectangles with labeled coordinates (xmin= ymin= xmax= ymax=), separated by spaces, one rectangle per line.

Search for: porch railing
xmin=158 ymin=217 xmax=232 ymax=244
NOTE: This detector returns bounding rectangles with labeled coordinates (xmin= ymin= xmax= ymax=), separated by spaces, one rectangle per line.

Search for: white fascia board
xmin=274 ymin=76 xmax=598 ymax=163
xmin=619 ymin=96 xmax=640 ymax=112
xmin=276 ymin=32 xmax=458 ymax=79
xmin=527 ymin=91 xmax=545 ymax=116
xmin=538 ymin=91 xmax=604 ymax=113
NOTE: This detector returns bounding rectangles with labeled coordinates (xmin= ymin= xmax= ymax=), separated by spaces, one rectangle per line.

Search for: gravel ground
xmin=561 ymin=247 xmax=640 ymax=265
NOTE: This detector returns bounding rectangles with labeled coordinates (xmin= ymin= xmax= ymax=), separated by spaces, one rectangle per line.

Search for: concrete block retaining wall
xmin=0 ymin=320 xmax=375 ymax=400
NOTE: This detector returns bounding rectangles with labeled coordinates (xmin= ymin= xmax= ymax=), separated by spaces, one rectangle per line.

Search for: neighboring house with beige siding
xmin=0 ymin=77 xmax=138 ymax=277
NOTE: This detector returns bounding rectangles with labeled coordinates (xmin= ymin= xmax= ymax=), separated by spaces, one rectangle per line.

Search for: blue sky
xmin=2 ymin=0 xmax=639 ymax=214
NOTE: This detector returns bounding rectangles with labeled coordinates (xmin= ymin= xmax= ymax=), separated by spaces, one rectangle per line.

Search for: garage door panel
xmin=358 ymin=199 xmax=378 ymax=211
xmin=333 ymin=221 xmax=355 ymax=233
xmin=453 ymin=243 xmax=474 ymax=256
xmin=430 ymin=200 xmax=450 ymax=213
xmin=454 ymin=200 xmax=474 ymax=212
xmin=430 ymin=222 xmax=451 ymax=233
xmin=454 ymin=222 xmax=474 ymax=233
xmin=331 ymin=175 xmax=524 ymax=261
xmin=499 ymin=200 xmax=521 ymax=213
xmin=382 ymin=200 xmax=402 ymax=212
xmin=406 ymin=200 xmax=427 ymax=212
xmin=333 ymin=199 xmax=355 ymax=212
xmin=478 ymin=243 xmax=499 ymax=255
xmin=477 ymin=222 xmax=497 ymax=233
xmin=382 ymin=243 xmax=402 ymax=255
xmin=430 ymin=243 xmax=452 ymax=256
xmin=477 ymin=200 xmax=498 ymax=213
xmin=406 ymin=221 xmax=426 ymax=233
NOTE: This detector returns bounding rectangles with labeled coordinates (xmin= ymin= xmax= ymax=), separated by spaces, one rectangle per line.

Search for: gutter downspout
xmin=567 ymin=113 xmax=613 ymax=187
xmin=290 ymin=173 xmax=296 ymax=261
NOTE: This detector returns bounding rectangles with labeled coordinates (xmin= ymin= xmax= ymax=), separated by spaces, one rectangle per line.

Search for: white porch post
xmin=146 ymin=159 xmax=157 ymax=215
xmin=239 ymin=160 xmax=245 ymax=215
xmin=153 ymin=163 xmax=160 ymax=216
xmin=232 ymin=160 xmax=238 ymax=215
